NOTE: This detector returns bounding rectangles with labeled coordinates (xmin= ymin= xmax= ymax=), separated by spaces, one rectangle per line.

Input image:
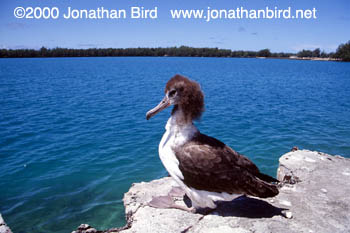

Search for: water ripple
xmin=0 ymin=57 xmax=349 ymax=233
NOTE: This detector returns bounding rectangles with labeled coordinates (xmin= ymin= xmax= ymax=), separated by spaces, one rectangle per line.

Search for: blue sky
xmin=0 ymin=0 xmax=349 ymax=52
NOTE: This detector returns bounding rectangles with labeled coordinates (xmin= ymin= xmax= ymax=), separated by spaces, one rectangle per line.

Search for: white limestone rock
xmin=0 ymin=214 xmax=12 ymax=233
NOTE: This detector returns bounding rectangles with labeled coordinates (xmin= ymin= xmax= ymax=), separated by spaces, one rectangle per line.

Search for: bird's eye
xmin=168 ymin=90 xmax=176 ymax=97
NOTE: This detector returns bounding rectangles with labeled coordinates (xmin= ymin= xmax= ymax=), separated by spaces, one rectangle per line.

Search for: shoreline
xmin=1 ymin=43 xmax=349 ymax=61
xmin=0 ymin=56 xmax=344 ymax=62
xmin=0 ymin=214 xmax=12 ymax=233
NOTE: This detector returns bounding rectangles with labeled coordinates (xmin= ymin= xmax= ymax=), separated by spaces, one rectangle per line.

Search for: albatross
xmin=146 ymin=74 xmax=279 ymax=212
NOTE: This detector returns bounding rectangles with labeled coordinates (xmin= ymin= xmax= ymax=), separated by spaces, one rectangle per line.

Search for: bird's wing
xmin=174 ymin=133 xmax=278 ymax=197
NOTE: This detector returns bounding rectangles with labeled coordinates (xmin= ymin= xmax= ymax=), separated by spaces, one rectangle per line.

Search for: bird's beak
xmin=146 ymin=96 xmax=170 ymax=120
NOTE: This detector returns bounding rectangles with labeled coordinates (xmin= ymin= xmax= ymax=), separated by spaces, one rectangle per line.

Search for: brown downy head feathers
xmin=165 ymin=74 xmax=204 ymax=121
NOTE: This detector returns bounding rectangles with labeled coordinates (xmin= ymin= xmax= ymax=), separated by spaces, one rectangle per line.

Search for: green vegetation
xmin=0 ymin=41 xmax=349 ymax=61
xmin=257 ymin=49 xmax=272 ymax=57
xmin=0 ymin=46 xmax=290 ymax=58
xmin=296 ymin=48 xmax=333 ymax=58
xmin=334 ymin=41 xmax=350 ymax=62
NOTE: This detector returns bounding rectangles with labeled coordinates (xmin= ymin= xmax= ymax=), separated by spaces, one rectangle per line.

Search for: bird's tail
xmin=256 ymin=172 xmax=280 ymax=184
xmin=247 ymin=173 xmax=280 ymax=198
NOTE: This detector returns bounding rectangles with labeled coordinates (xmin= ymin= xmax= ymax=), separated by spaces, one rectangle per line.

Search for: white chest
xmin=158 ymin=116 xmax=197 ymax=183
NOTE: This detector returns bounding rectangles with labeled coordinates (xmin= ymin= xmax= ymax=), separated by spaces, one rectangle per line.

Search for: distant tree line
xmin=0 ymin=46 xmax=290 ymax=58
xmin=0 ymin=41 xmax=349 ymax=61
xmin=296 ymin=48 xmax=332 ymax=58
xmin=334 ymin=41 xmax=350 ymax=61
xmin=294 ymin=41 xmax=350 ymax=61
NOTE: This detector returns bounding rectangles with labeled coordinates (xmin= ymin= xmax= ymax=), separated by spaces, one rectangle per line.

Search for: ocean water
xmin=0 ymin=57 xmax=349 ymax=232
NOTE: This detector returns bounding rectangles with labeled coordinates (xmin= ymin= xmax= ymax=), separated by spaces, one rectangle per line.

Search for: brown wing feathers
xmin=174 ymin=133 xmax=279 ymax=198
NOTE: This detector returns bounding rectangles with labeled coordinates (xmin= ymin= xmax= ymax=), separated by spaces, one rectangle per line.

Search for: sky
xmin=0 ymin=0 xmax=349 ymax=52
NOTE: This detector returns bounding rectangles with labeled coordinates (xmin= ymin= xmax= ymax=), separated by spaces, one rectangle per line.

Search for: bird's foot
xmin=148 ymin=186 xmax=200 ymax=213
xmin=148 ymin=195 xmax=175 ymax=209
xmin=148 ymin=194 xmax=195 ymax=213
xmin=169 ymin=186 xmax=186 ymax=200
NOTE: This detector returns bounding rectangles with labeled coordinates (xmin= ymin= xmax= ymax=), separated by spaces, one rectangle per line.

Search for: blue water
xmin=0 ymin=57 xmax=349 ymax=232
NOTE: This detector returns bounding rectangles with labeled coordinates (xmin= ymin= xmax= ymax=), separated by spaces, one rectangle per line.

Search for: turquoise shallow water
xmin=0 ymin=57 xmax=350 ymax=232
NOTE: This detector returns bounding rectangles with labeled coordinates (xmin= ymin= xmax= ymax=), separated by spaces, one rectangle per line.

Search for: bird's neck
xmin=170 ymin=105 xmax=193 ymax=127
xmin=165 ymin=107 xmax=198 ymax=144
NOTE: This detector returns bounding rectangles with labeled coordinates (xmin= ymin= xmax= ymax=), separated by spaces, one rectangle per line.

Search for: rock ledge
xmin=0 ymin=214 xmax=12 ymax=233
xmin=73 ymin=149 xmax=350 ymax=233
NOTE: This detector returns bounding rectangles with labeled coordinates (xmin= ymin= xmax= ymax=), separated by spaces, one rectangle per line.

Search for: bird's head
xmin=146 ymin=74 xmax=204 ymax=122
